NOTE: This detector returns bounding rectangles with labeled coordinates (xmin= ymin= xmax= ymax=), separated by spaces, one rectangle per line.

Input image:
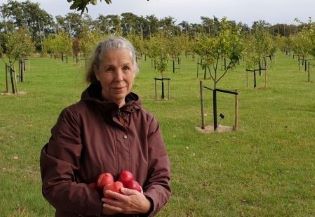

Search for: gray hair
xmin=86 ymin=36 xmax=138 ymax=83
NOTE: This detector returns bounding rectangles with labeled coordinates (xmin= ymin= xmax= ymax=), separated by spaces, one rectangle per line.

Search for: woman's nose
xmin=114 ymin=69 xmax=123 ymax=81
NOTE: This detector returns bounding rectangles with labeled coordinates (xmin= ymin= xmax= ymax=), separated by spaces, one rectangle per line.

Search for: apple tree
xmin=194 ymin=18 xmax=243 ymax=89
xmin=242 ymin=26 xmax=275 ymax=88
xmin=4 ymin=28 xmax=34 ymax=93
xmin=146 ymin=34 xmax=171 ymax=99
xmin=194 ymin=18 xmax=243 ymax=130
xmin=291 ymin=27 xmax=312 ymax=70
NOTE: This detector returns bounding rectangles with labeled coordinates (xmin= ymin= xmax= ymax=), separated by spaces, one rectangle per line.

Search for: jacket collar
xmin=80 ymin=81 xmax=141 ymax=115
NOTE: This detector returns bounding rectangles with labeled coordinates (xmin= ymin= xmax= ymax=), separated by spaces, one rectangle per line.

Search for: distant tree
xmin=127 ymin=34 xmax=144 ymax=59
xmin=121 ymin=12 xmax=139 ymax=36
xmin=178 ymin=21 xmax=190 ymax=34
xmin=1 ymin=0 xmax=54 ymax=51
xmin=159 ymin=16 xmax=180 ymax=36
xmin=145 ymin=15 xmax=159 ymax=37
xmin=43 ymin=31 xmax=72 ymax=61
xmin=291 ymin=19 xmax=314 ymax=60
xmin=94 ymin=15 xmax=112 ymax=34
xmin=147 ymin=35 xmax=169 ymax=77
xmin=275 ymin=35 xmax=292 ymax=54
xmin=104 ymin=14 xmax=122 ymax=35
xmin=43 ymin=35 xmax=56 ymax=57
xmin=166 ymin=36 xmax=183 ymax=72
xmin=6 ymin=28 xmax=34 ymax=64
xmin=78 ymin=27 xmax=103 ymax=58
xmin=55 ymin=31 xmax=72 ymax=61
xmin=55 ymin=13 xmax=93 ymax=37
xmin=291 ymin=28 xmax=312 ymax=65
xmin=243 ymin=25 xmax=275 ymax=88
xmin=243 ymin=25 xmax=275 ymax=70
xmin=72 ymin=37 xmax=81 ymax=63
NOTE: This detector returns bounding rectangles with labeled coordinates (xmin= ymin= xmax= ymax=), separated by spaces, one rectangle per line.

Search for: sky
xmin=5 ymin=0 xmax=315 ymax=26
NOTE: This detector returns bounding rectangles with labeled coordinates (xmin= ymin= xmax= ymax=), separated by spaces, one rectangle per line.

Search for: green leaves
xmin=194 ymin=18 xmax=243 ymax=71
xmin=6 ymin=28 xmax=34 ymax=63
xmin=43 ymin=31 xmax=72 ymax=56
xmin=291 ymin=25 xmax=315 ymax=58
xmin=243 ymin=26 xmax=275 ymax=69
xmin=68 ymin=0 xmax=112 ymax=13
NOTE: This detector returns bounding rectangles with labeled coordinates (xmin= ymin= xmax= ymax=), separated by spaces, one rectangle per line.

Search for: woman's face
xmin=95 ymin=48 xmax=136 ymax=107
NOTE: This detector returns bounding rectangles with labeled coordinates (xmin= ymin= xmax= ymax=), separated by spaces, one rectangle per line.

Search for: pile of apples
xmin=96 ymin=170 xmax=142 ymax=196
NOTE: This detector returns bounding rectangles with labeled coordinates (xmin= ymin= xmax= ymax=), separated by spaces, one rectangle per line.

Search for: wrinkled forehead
xmin=100 ymin=47 xmax=135 ymax=65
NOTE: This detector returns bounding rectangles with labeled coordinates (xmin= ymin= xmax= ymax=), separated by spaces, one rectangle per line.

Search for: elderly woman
xmin=40 ymin=36 xmax=171 ymax=217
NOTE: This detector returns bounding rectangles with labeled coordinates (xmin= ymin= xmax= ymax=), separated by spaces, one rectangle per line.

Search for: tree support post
xmin=154 ymin=77 xmax=171 ymax=100
xmin=5 ymin=64 xmax=9 ymax=93
xmin=234 ymin=92 xmax=239 ymax=130
xmin=308 ymin=62 xmax=311 ymax=82
xmin=264 ymin=69 xmax=267 ymax=88
xmin=200 ymin=80 xmax=205 ymax=129
xmin=214 ymin=88 xmax=239 ymax=131
xmin=9 ymin=65 xmax=17 ymax=94
xmin=161 ymin=79 xmax=165 ymax=99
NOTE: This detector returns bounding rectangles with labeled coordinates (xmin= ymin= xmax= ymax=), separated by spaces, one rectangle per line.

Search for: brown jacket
xmin=40 ymin=82 xmax=171 ymax=217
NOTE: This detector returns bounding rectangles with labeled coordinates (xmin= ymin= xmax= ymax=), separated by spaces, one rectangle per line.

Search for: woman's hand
xmin=102 ymin=187 xmax=151 ymax=215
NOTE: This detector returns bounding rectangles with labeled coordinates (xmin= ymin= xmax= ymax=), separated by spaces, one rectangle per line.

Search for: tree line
xmin=0 ymin=0 xmax=310 ymax=54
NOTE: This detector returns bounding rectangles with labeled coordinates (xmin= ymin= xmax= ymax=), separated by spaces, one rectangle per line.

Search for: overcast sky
xmin=5 ymin=0 xmax=315 ymax=25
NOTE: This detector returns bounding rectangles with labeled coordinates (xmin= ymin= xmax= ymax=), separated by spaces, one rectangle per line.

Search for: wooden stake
xmin=200 ymin=80 xmax=205 ymax=129
xmin=234 ymin=92 xmax=239 ymax=130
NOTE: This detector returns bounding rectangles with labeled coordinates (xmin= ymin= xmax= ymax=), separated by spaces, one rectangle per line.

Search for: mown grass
xmin=0 ymin=53 xmax=314 ymax=217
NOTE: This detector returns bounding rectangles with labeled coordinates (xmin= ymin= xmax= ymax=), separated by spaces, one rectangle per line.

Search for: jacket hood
xmin=80 ymin=81 xmax=141 ymax=115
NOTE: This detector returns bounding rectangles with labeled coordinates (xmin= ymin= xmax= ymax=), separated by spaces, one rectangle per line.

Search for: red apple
xmin=118 ymin=170 xmax=134 ymax=186
xmin=97 ymin=172 xmax=114 ymax=189
xmin=103 ymin=181 xmax=124 ymax=196
xmin=125 ymin=180 xmax=142 ymax=192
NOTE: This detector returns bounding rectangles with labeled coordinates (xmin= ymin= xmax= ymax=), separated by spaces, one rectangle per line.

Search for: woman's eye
xmin=122 ymin=66 xmax=130 ymax=71
xmin=104 ymin=67 xmax=114 ymax=72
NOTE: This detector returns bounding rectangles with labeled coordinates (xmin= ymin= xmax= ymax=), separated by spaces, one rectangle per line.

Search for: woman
xmin=40 ymin=36 xmax=171 ymax=217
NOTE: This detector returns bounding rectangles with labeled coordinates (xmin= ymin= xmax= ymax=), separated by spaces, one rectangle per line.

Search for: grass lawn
xmin=0 ymin=53 xmax=314 ymax=217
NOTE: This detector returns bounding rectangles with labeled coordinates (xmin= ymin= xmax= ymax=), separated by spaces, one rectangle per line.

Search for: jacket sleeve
xmin=143 ymin=117 xmax=171 ymax=217
xmin=40 ymin=108 xmax=103 ymax=216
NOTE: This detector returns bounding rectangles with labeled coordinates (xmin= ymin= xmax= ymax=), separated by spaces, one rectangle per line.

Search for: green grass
xmin=0 ymin=53 xmax=314 ymax=217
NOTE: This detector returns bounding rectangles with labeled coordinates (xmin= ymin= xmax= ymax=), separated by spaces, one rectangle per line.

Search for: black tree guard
xmin=200 ymin=80 xmax=239 ymax=131
xmin=154 ymin=77 xmax=171 ymax=100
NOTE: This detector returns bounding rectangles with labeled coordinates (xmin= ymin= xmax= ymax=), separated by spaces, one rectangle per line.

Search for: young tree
xmin=147 ymin=35 xmax=169 ymax=77
xmin=4 ymin=28 xmax=34 ymax=93
xmin=127 ymin=33 xmax=144 ymax=59
xmin=194 ymin=18 xmax=243 ymax=89
xmin=146 ymin=34 xmax=171 ymax=99
xmin=243 ymin=25 xmax=275 ymax=88
xmin=166 ymin=35 xmax=183 ymax=73
xmin=78 ymin=27 xmax=103 ymax=59
xmin=194 ymin=18 xmax=243 ymax=131
xmin=55 ymin=31 xmax=72 ymax=62
xmin=291 ymin=28 xmax=312 ymax=64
